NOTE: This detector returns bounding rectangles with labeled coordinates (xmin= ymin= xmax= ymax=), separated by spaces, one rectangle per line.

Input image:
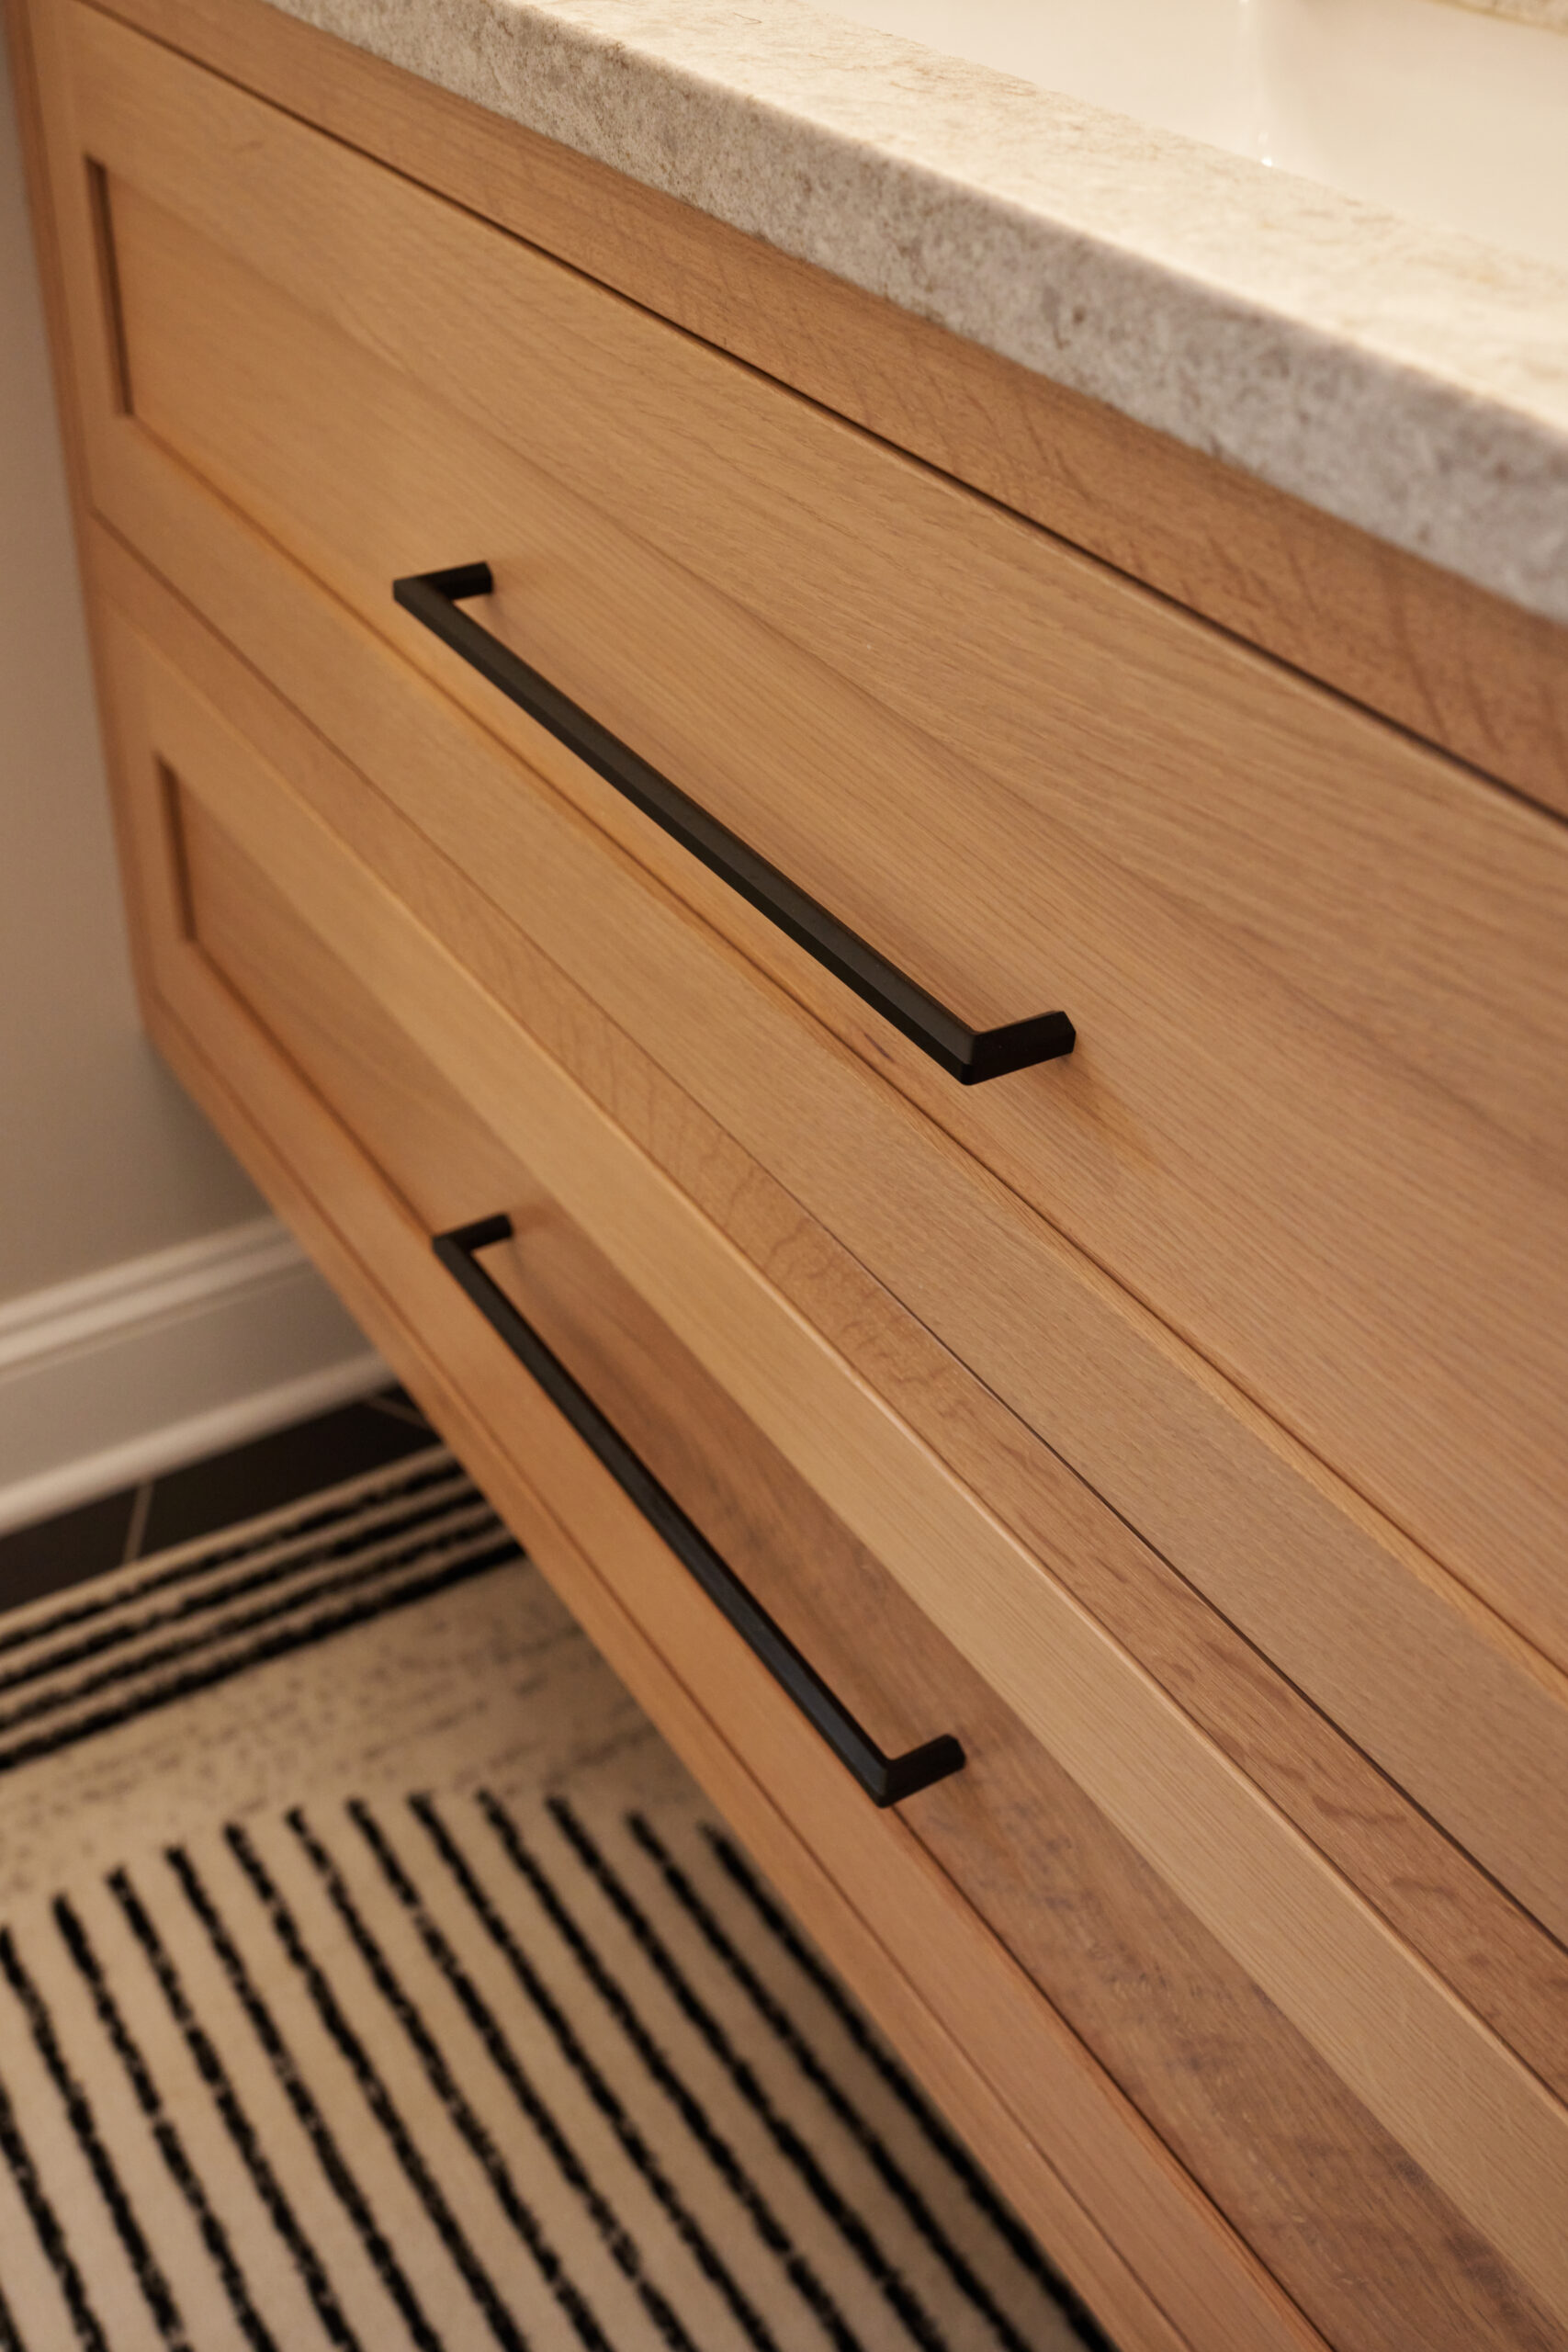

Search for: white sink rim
xmin=818 ymin=0 xmax=1568 ymax=274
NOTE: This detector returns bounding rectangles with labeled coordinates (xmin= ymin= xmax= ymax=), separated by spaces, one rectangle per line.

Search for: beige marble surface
xmin=261 ymin=0 xmax=1568 ymax=626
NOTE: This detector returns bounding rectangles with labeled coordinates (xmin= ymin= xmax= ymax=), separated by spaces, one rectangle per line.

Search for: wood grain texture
xmin=30 ymin=0 xmax=1568 ymax=1987
xmin=112 ymin=533 xmax=1568 ymax=2130
xmin=77 ymin=468 xmax=1568 ymax=1984
xmin=80 ymin=0 xmax=1568 ymax=827
xmin=104 ymin=589 xmax=1568 ymax=2335
xmin=132 ymin=649 xmax=1565 ymax=2352
xmin=65 ymin=17 xmax=1568 ymax=1680
xmin=87 ymin=631 xmax=1302 ymax=2352
xmin=33 ymin=0 xmax=1568 ymax=1962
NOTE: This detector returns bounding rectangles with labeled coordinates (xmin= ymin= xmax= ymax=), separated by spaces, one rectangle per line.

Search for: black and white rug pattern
xmin=0 ymin=1460 xmax=1104 ymax=2351
xmin=0 ymin=1447 xmax=515 ymax=1781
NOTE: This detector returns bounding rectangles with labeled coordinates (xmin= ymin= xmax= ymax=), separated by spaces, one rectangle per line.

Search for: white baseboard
xmin=0 ymin=1217 xmax=389 ymax=1536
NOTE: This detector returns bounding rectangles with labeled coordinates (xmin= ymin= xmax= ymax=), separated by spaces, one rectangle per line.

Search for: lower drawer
xmin=95 ymin=562 xmax=1568 ymax=2352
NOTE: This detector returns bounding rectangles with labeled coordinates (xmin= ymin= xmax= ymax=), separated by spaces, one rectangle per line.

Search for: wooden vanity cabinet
xmin=61 ymin=0 xmax=1568 ymax=1693
xmin=10 ymin=0 xmax=1568 ymax=2346
xmin=32 ymin=0 xmax=1568 ymax=1960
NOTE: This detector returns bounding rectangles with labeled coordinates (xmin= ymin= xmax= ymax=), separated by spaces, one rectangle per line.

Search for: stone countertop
xmin=263 ymin=0 xmax=1568 ymax=627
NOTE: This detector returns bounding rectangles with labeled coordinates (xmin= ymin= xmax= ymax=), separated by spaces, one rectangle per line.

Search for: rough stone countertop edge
xmin=262 ymin=0 xmax=1568 ymax=628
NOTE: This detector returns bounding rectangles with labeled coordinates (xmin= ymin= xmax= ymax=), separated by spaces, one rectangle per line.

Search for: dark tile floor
xmin=0 ymin=1386 xmax=438 ymax=1616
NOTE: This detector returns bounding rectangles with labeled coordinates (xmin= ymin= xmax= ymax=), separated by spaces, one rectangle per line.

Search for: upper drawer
xmin=58 ymin=4 xmax=1568 ymax=1679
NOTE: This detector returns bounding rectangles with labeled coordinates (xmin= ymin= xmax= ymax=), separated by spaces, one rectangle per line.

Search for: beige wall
xmin=0 ymin=40 xmax=265 ymax=1308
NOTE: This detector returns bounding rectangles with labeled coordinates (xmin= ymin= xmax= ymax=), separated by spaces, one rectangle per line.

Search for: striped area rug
xmin=0 ymin=1447 xmax=516 ymax=1780
xmin=0 ymin=1457 xmax=1107 ymax=2351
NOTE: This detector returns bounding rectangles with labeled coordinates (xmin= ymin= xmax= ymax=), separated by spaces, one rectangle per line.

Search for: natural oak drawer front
xmin=62 ymin=0 xmax=1568 ymax=1682
xmin=93 ymin=566 xmax=1568 ymax=2352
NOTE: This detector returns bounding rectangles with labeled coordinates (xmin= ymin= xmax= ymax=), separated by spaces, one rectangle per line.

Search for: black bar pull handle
xmin=434 ymin=1213 xmax=966 ymax=1808
xmin=394 ymin=564 xmax=1075 ymax=1086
